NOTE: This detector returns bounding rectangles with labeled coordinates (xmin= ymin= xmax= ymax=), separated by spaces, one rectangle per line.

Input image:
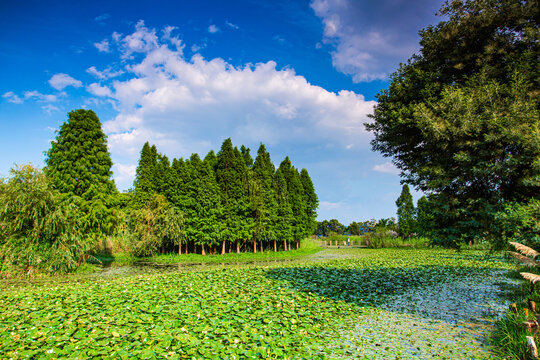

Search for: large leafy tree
xmin=45 ymin=109 xmax=116 ymax=199
xmin=367 ymin=0 xmax=539 ymax=246
xmin=279 ymin=158 xmax=306 ymax=249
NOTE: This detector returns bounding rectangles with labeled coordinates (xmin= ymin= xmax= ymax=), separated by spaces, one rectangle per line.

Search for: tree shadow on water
xmin=265 ymin=264 xmax=516 ymax=324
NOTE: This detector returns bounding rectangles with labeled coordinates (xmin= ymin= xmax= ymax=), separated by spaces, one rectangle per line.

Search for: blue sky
xmin=0 ymin=0 xmax=445 ymax=225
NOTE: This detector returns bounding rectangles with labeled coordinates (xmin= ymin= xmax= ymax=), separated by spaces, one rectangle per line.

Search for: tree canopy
xmin=367 ymin=0 xmax=539 ymax=246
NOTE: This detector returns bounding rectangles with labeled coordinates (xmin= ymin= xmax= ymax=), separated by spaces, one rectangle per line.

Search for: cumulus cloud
xmin=311 ymin=0 xmax=443 ymax=82
xmin=94 ymin=39 xmax=111 ymax=52
xmin=80 ymin=21 xmax=376 ymax=190
xmin=208 ymin=24 xmax=219 ymax=34
xmin=373 ymin=161 xmax=400 ymax=174
xmin=49 ymin=73 xmax=82 ymax=90
xmin=2 ymin=91 xmax=23 ymax=104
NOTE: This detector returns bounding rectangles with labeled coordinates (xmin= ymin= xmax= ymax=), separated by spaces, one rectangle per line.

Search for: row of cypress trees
xmin=133 ymin=138 xmax=319 ymax=255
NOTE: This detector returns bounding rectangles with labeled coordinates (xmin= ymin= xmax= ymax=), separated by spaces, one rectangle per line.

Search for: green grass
xmin=91 ymin=238 xmax=322 ymax=266
xmin=0 ymin=248 xmax=514 ymax=359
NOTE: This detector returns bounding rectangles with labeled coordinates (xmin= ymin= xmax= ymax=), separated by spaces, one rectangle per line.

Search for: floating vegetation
xmin=0 ymin=249 xmax=515 ymax=359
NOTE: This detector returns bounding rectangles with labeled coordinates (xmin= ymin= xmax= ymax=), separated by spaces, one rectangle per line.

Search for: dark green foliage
xmin=367 ymin=0 xmax=539 ymax=246
xmin=396 ymin=184 xmax=415 ymax=237
xmin=45 ymin=109 xmax=116 ymax=199
xmin=316 ymin=219 xmax=346 ymax=236
xmin=216 ymin=139 xmax=253 ymax=249
xmin=240 ymin=145 xmax=254 ymax=168
xmin=44 ymin=109 xmax=118 ymax=239
xmin=279 ymin=158 xmax=307 ymax=247
xmin=0 ymin=165 xmax=89 ymax=275
xmin=494 ymin=199 xmax=540 ymax=249
xmin=300 ymin=168 xmax=318 ymax=237
xmin=416 ymin=196 xmax=435 ymax=237
xmin=252 ymin=144 xmax=278 ymax=248
xmin=128 ymin=140 xmax=319 ymax=255
xmin=133 ymin=142 xmax=159 ymax=206
xmin=274 ymin=168 xmax=293 ymax=247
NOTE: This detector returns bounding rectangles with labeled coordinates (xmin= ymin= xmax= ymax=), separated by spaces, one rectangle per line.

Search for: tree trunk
xmin=178 ymin=243 xmax=182 ymax=255
xmin=221 ymin=240 xmax=226 ymax=255
xmin=253 ymin=240 xmax=257 ymax=253
xmin=274 ymin=239 xmax=277 ymax=252
xmin=260 ymin=240 xmax=263 ymax=253
xmin=296 ymin=240 xmax=299 ymax=249
xmin=201 ymin=244 xmax=206 ymax=256
xmin=284 ymin=240 xmax=288 ymax=251
xmin=236 ymin=241 xmax=240 ymax=254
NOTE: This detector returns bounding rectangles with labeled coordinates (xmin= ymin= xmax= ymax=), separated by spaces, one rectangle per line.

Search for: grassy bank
xmin=493 ymin=264 xmax=540 ymax=359
xmin=92 ymin=238 xmax=322 ymax=266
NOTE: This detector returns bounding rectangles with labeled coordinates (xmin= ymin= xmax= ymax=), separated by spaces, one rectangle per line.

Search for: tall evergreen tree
xmin=279 ymin=157 xmax=306 ymax=249
xmin=300 ymin=168 xmax=318 ymax=238
xmin=274 ymin=168 xmax=293 ymax=251
xmin=133 ymin=142 xmax=159 ymax=205
xmin=396 ymin=184 xmax=415 ymax=237
xmin=252 ymin=144 xmax=278 ymax=251
xmin=45 ymin=109 xmax=116 ymax=199
xmin=240 ymin=145 xmax=254 ymax=168
xmin=216 ymin=139 xmax=252 ymax=253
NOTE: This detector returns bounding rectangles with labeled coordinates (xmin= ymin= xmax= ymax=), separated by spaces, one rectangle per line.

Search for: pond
xmin=0 ymin=249 xmax=517 ymax=359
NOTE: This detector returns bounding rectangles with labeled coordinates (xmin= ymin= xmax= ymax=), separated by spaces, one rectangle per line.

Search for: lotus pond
xmin=0 ymin=249 xmax=516 ymax=359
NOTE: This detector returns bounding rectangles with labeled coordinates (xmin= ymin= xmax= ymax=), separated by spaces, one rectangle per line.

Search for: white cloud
xmin=226 ymin=21 xmax=239 ymax=30
xmin=95 ymin=13 xmax=111 ymax=23
xmin=42 ymin=104 xmax=60 ymax=115
xmin=23 ymin=90 xmax=58 ymax=102
xmin=80 ymin=21 xmax=376 ymax=191
xmin=311 ymin=0 xmax=442 ymax=82
xmin=86 ymin=66 xmax=124 ymax=80
xmin=373 ymin=161 xmax=400 ymax=174
xmin=87 ymin=83 xmax=113 ymax=97
xmin=48 ymin=73 xmax=82 ymax=90
xmin=112 ymin=163 xmax=137 ymax=186
xmin=94 ymin=39 xmax=111 ymax=52
xmin=2 ymin=91 xmax=23 ymax=104
xmin=208 ymin=24 xmax=219 ymax=34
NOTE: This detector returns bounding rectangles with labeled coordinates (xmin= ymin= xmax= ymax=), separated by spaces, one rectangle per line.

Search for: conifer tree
xmin=45 ymin=109 xmax=116 ymax=199
xmin=274 ymin=168 xmax=293 ymax=250
xmin=253 ymin=144 xmax=278 ymax=251
xmin=300 ymin=168 xmax=318 ymax=238
xmin=133 ymin=142 xmax=158 ymax=205
xmin=216 ymin=139 xmax=252 ymax=253
xmin=396 ymin=184 xmax=415 ymax=237
xmin=240 ymin=145 xmax=254 ymax=168
xmin=279 ymin=157 xmax=306 ymax=249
